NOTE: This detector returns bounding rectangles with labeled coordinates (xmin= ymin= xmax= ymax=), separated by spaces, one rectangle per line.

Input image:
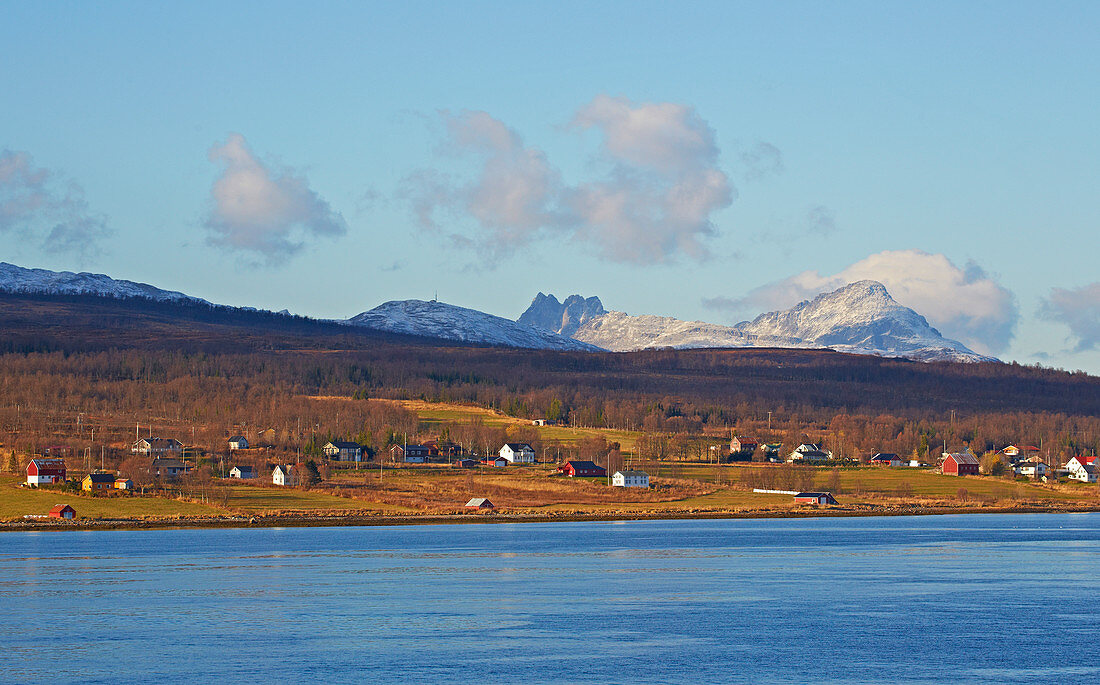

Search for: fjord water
xmin=4 ymin=515 xmax=1100 ymax=684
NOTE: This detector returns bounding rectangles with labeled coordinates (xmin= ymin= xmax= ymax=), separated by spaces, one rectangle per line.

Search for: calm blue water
xmin=3 ymin=514 xmax=1100 ymax=684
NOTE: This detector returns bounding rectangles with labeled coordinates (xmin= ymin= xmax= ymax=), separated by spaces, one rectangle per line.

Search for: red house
xmin=794 ymin=492 xmax=838 ymax=505
xmin=26 ymin=458 xmax=67 ymax=486
xmin=558 ymin=460 xmax=606 ymax=477
xmin=48 ymin=504 xmax=76 ymax=519
xmin=943 ymin=452 xmax=980 ymax=476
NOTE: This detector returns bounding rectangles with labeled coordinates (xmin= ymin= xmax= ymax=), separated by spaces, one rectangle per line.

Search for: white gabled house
xmin=1066 ymin=456 xmax=1098 ymax=483
xmin=273 ymin=464 xmax=296 ymax=486
xmin=1013 ymin=461 xmax=1048 ymax=478
xmin=499 ymin=443 xmax=536 ymax=464
xmin=229 ymin=465 xmax=255 ymax=479
xmin=612 ymin=470 xmax=650 ymax=488
xmin=228 ymin=436 xmax=249 ymax=450
xmin=132 ymin=437 xmax=183 ymax=456
xmin=322 ymin=441 xmax=363 ymax=462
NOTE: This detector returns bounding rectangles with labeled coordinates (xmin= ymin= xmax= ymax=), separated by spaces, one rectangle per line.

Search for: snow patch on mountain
xmin=0 ymin=262 xmax=209 ymax=304
xmin=346 ymin=299 xmax=602 ymax=351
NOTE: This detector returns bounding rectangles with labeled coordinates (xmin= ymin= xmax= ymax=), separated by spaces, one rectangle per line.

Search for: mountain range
xmin=0 ymin=261 xmax=994 ymax=363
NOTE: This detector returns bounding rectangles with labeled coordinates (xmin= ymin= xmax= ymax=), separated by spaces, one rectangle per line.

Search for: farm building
xmin=49 ymin=504 xmax=76 ymax=519
xmin=612 ymin=470 xmax=650 ymax=488
xmin=794 ymin=492 xmax=838 ymax=505
xmin=500 ymin=443 xmax=536 ymax=463
xmin=465 ymin=498 xmax=494 ymax=509
xmin=869 ymin=453 xmax=902 ymax=467
xmin=452 ymin=459 xmax=478 ymax=468
xmin=559 ymin=460 xmax=606 ymax=477
xmin=82 ymin=473 xmax=116 ymax=492
xmin=26 ymin=458 xmax=67 ymax=486
xmin=942 ymin=452 xmax=980 ymax=476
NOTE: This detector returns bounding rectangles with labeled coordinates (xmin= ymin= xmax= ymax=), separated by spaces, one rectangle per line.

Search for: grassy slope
xmin=0 ymin=475 xmax=223 ymax=519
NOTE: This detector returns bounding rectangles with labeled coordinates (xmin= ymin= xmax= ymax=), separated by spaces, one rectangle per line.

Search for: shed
xmin=794 ymin=492 xmax=839 ymax=505
xmin=452 ymin=459 xmax=479 ymax=468
xmin=465 ymin=498 xmax=494 ymax=509
xmin=49 ymin=504 xmax=76 ymax=519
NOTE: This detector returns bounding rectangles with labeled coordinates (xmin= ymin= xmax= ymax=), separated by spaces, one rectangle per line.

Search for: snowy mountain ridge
xmin=345 ymin=299 xmax=601 ymax=351
xmin=0 ymin=262 xmax=208 ymax=304
xmin=521 ymin=281 xmax=997 ymax=363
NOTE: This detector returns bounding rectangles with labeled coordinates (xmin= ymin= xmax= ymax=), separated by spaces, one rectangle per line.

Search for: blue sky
xmin=2 ymin=1 xmax=1099 ymax=372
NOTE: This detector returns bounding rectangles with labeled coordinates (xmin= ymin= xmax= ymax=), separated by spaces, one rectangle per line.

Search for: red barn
xmin=558 ymin=460 xmax=607 ymax=477
xmin=943 ymin=452 xmax=980 ymax=476
xmin=26 ymin=458 xmax=67 ymax=486
xmin=48 ymin=504 xmax=76 ymax=519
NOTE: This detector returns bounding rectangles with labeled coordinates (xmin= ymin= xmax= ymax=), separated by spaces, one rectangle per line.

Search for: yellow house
xmin=114 ymin=478 xmax=133 ymax=490
xmin=82 ymin=473 xmax=116 ymax=492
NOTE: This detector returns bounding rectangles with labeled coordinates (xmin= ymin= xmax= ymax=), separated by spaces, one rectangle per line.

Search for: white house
xmin=228 ymin=436 xmax=249 ymax=451
xmin=273 ymin=464 xmax=296 ymax=486
xmin=1066 ymin=456 xmax=1098 ymax=483
xmin=229 ymin=465 xmax=255 ymax=479
xmin=322 ymin=441 xmax=363 ymax=462
xmin=788 ymin=444 xmax=831 ymax=463
xmin=1013 ymin=461 xmax=1048 ymax=478
xmin=612 ymin=470 xmax=650 ymax=488
xmin=132 ymin=437 xmax=183 ymax=456
xmin=500 ymin=443 xmax=536 ymax=464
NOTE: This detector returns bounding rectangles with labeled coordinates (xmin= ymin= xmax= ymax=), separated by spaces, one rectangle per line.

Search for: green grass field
xmin=221 ymin=484 xmax=412 ymax=514
xmin=0 ymin=475 xmax=224 ymax=520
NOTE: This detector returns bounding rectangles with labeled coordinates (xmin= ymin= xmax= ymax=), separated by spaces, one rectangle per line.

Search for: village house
xmin=762 ymin=443 xmax=783 ymax=462
xmin=273 ymin=464 xmax=296 ymax=486
xmin=323 ymin=441 xmax=364 ymax=462
xmin=558 ymin=460 xmax=606 ymax=477
xmin=151 ymin=457 xmax=191 ymax=479
xmin=794 ymin=492 xmax=839 ymax=505
xmin=1001 ymin=445 xmax=1040 ymax=463
xmin=1013 ymin=461 xmax=1049 ymax=479
xmin=228 ymin=436 xmax=249 ymax=451
xmin=256 ymin=428 xmax=277 ymax=445
xmin=942 ymin=451 xmax=980 ymax=476
xmin=49 ymin=504 xmax=76 ymax=519
xmin=422 ymin=440 xmax=464 ymax=457
xmin=229 ymin=465 xmax=255 ymax=479
xmin=500 ymin=443 xmax=536 ymax=464
xmin=869 ymin=453 xmax=902 ymax=467
xmin=114 ymin=478 xmax=133 ymax=490
xmin=788 ymin=444 xmax=831 ymax=464
xmin=391 ymin=444 xmax=430 ymax=463
xmin=82 ymin=472 xmax=116 ymax=493
xmin=131 ymin=437 xmax=183 ymax=456
xmin=26 ymin=458 xmax=67 ymax=486
xmin=465 ymin=498 xmax=494 ymax=509
xmin=730 ymin=436 xmax=758 ymax=455
xmin=1065 ymin=456 xmax=1098 ymax=483
xmin=612 ymin=470 xmax=650 ymax=488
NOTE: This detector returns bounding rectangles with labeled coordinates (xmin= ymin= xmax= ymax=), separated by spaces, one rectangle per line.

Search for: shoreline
xmin=5 ymin=502 xmax=1100 ymax=532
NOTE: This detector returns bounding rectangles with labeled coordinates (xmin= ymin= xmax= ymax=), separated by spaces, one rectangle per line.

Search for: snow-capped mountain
xmin=517 ymin=293 xmax=606 ymax=337
xmin=519 ymin=281 xmax=996 ymax=362
xmin=346 ymin=299 xmax=602 ymax=351
xmin=0 ymin=262 xmax=208 ymax=304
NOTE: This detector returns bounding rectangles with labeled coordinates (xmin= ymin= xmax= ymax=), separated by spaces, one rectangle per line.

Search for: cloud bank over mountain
xmin=1041 ymin=282 xmax=1100 ymax=352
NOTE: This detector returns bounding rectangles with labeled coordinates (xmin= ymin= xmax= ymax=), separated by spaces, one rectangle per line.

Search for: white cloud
xmin=205 ymin=133 xmax=346 ymax=264
xmin=706 ymin=249 xmax=1018 ymax=355
xmin=401 ymin=96 xmax=734 ymax=264
xmin=1041 ymin=282 xmax=1100 ymax=352
xmin=0 ymin=149 xmax=110 ymax=255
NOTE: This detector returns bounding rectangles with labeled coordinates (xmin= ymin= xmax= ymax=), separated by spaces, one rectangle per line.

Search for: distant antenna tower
xmin=433 ymin=290 xmax=438 ymax=302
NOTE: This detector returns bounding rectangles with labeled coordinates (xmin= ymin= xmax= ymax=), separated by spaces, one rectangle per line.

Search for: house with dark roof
xmin=391 ymin=444 xmax=430 ymax=463
xmin=558 ymin=460 xmax=606 ymax=477
xmin=228 ymin=436 xmax=249 ymax=450
xmin=132 ymin=437 xmax=183 ymax=456
xmin=794 ymin=492 xmax=839 ymax=505
xmin=730 ymin=436 xmax=758 ymax=455
xmin=500 ymin=443 xmax=536 ymax=463
xmin=323 ymin=441 xmax=363 ymax=462
xmin=151 ymin=457 xmax=191 ymax=479
xmin=229 ymin=465 xmax=255 ymax=479
xmin=612 ymin=470 xmax=650 ymax=488
xmin=869 ymin=453 xmax=902 ymax=467
xmin=82 ymin=472 xmax=116 ymax=492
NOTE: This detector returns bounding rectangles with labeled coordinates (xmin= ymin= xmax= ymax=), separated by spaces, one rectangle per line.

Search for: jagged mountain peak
xmin=517 ymin=292 xmax=606 ymax=337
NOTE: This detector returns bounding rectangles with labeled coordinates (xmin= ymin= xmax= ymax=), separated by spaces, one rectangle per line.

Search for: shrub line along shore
xmin=4 ymin=503 xmax=1100 ymax=533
